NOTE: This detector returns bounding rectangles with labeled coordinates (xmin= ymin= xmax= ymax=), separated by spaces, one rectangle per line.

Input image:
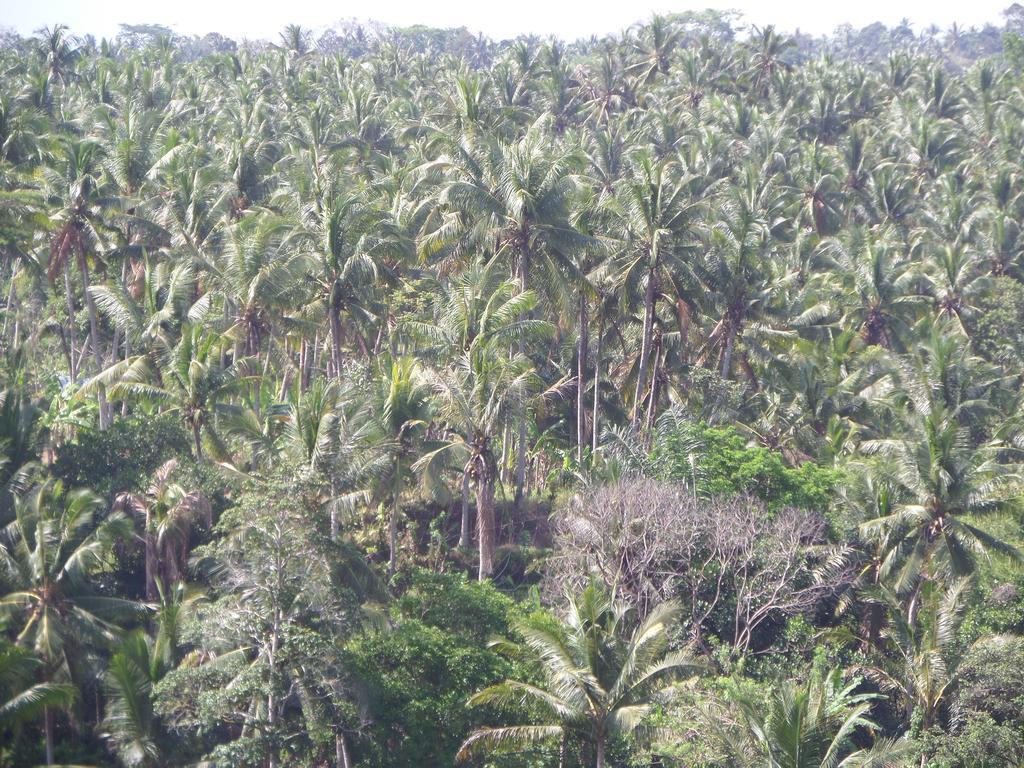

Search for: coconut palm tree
xmin=113 ymin=460 xmax=211 ymax=601
xmin=366 ymin=357 xmax=432 ymax=576
xmin=420 ymin=116 xmax=586 ymax=505
xmin=712 ymin=667 xmax=908 ymax=768
xmin=416 ymin=336 xmax=542 ymax=580
xmin=611 ymin=153 xmax=700 ymax=426
xmin=860 ymin=403 xmax=1021 ymax=595
xmin=458 ymin=583 xmax=701 ymax=767
xmin=0 ymin=479 xmax=136 ymax=764
xmin=85 ymin=324 xmax=255 ymax=459
xmin=853 ymin=577 xmax=971 ymax=731
xmin=43 ymin=136 xmax=116 ymax=427
xmin=0 ymin=640 xmax=76 ymax=752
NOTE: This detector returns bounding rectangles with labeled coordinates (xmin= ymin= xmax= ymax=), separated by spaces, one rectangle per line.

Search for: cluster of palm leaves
xmin=0 ymin=14 xmax=1022 ymax=767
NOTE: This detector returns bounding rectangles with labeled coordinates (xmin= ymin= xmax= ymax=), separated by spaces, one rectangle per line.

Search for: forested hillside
xmin=3 ymin=11 xmax=1024 ymax=767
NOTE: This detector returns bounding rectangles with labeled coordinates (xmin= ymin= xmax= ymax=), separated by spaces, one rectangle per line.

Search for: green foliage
xmin=920 ymin=714 xmax=1024 ymax=768
xmin=52 ymin=413 xmax=192 ymax=501
xmin=971 ymin=276 xmax=1024 ymax=369
xmin=344 ymin=571 xmax=518 ymax=768
xmin=651 ymin=421 xmax=840 ymax=510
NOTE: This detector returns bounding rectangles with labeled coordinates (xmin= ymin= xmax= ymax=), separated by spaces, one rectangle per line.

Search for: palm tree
xmin=295 ymin=189 xmax=383 ymax=377
xmin=44 ymin=136 xmax=115 ymax=428
xmin=854 ymin=577 xmax=971 ymax=731
xmin=86 ymin=324 xmax=255 ymax=459
xmin=0 ymin=479 xmax=136 ymax=764
xmin=366 ymin=357 xmax=432 ymax=576
xmin=404 ymin=258 xmax=551 ymax=548
xmin=421 ymin=117 xmax=586 ymax=505
xmin=0 ymin=387 xmax=42 ymax=521
xmin=860 ymin=403 xmax=1020 ymax=595
xmin=458 ymin=583 xmax=701 ymax=767
xmin=101 ymin=631 xmax=163 ymax=768
xmin=113 ymin=460 xmax=211 ymax=600
xmin=627 ymin=15 xmax=682 ymax=87
xmin=417 ymin=336 xmax=542 ymax=580
xmin=611 ymin=153 xmax=700 ymax=426
xmin=0 ymin=640 xmax=76 ymax=752
xmin=206 ymin=213 xmax=309 ymax=363
xmin=813 ymin=227 xmax=930 ymax=351
xmin=692 ymin=168 xmax=793 ymax=385
xmin=711 ymin=667 xmax=908 ymax=768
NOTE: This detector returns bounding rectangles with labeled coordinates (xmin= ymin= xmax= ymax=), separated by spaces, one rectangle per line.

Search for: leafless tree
xmin=545 ymin=478 xmax=850 ymax=656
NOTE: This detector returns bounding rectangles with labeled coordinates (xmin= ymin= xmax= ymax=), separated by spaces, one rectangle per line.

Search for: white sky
xmin=0 ymin=0 xmax=1012 ymax=42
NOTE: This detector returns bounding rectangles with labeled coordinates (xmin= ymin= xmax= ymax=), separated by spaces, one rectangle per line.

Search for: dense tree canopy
xmin=2 ymin=9 xmax=1024 ymax=767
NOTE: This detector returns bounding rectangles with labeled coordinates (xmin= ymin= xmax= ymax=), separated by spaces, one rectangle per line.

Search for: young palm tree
xmin=0 ymin=641 xmax=76 ymax=748
xmin=853 ymin=577 xmax=971 ymax=731
xmin=458 ymin=583 xmax=701 ymax=767
xmin=86 ymin=324 xmax=255 ymax=459
xmin=0 ymin=479 xmax=136 ymax=763
xmin=102 ymin=631 xmax=163 ymax=768
xmin=712 ymin=668 xmax=908 ymax=768
xmin=366 ymin=357 xmax=432 ymax=576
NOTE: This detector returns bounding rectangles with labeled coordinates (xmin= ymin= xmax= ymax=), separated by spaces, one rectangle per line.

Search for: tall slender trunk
xmin=44 ymin=706 xmax=55 ymax=765
xmin=514 ymin=251 xmax=529 ymax=508
xmin=63 ymin=269 xmax=79 ymax=380
xmin=145 ymin=511 xmax=158 ymax=601
xmin=459 ymin=468 xmax=472 ymax=549
xmin=330 ymin=283 xmax=343 ymax=378
xmin=299 ymin=337 xmax=311 ymax=392
xmin=592 ymin=311 xmax=604 ymax=454
xmin=720 ymin=319 xmax=738 ymax=380
xmin=2 ymin=266 xmax=15 ymax=341
xmin=267 ymin=605 xmax=280 ymax=768
xmin=595 ymin=733 xmax=606 ymax=768
xmin=192 ymin=422 xmax=203 ymax=460
xmin=388 ymin=464 xmax=401 ymax=577
xmin=644 ymin=344 xmax=662 ymax=442
xmin=79 ymin=259 xmax=109 ymax=430
xmin=336 ymin=731 xmax=352 ymax=768
xmin=632 ymin=267 xmax=657 ymax=429
xmin=476 ymin=456 xmax=496 ymax=581
xmin=576 ymin=294 xmax=588 ymax=463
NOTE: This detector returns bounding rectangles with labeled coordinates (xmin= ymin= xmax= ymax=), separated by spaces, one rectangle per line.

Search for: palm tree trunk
xmin=514 ymin=250 xmax=529 ymax=508
xmin=2 ymin=266 xmax=15 ymax=341
xmin=330 ymin=285 xmax=343 ymax=378
xmin=632 ymin=268 xmax=657 ymax=429
xmin=459 ymin=468 xmax=472 ymax=549
xmin=595 ymin=733 xmax=606 ymax=768
xmin=644 ymin=345 xmax=662 ymax=442
xmin=720 ymin=321 xmax=737 ymax=380
xmin=44 ymin=705 xmax=55 ymax=765
xmin=145 ymin=513 xmax=158 ymax=601
xmin=388 ymin=476 xmax=401 ymax=576
xmin=336 ymin=731 xmax=352 ymax=768
xmin=79 ymin=259 xmax=109 ymax=430
xmin=476 ymin=459 xmax=496 ymax=581
xmin=62 ymin=269 xmax=79 ymax=380
xmin=576 ymin=294 xmax=588 ymax=463
xmin=592 ymin=310 xmax=603 ymax=454
xmin=191 ymin=422 xmax=203 ymax=461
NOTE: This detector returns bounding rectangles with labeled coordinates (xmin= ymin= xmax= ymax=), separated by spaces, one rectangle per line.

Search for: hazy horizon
xmin=1 ymin=0 xmax=1014 ymax=44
